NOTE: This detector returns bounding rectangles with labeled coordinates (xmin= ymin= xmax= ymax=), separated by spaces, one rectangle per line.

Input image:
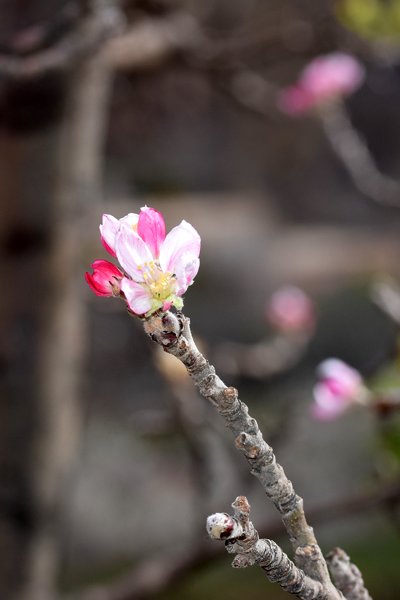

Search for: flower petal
xmin=100 ymin=214 xmax=120 ymax=257
xmin=120 ymin=212 xmax=139 ymax=230
xmin=266 ymin=286 xmax=315 ymax=332
xmin=85 ymin=271 xmax=112 ymax=297
xmin=91 ymin=259 xmax=124 ymax=279
xmin=116 ymin=225 xmax=153 ymax=281
xmin=277 ymin=85 xmax=315 ymax=115
xmin=311 ymin=401 xmax=347 ymax=422
xmin=302 ymin=53 xmax=364 ymax=100
xmin=159 ymin=220 xmax=201 ymax=274
xmin=85 ymin=259 xmax=123 ymax=297
xmin=137 ymin=206 xmax=166 ymax=259
xmin=121 ymin=279 xmax=152 ymax=315
xmin=317 ymin=359 xmax=362 ymax=398
xmin=174 ymin=252 xmax=200 ymax=295
xmin=99 ymin=213 xmax=139 ymax=257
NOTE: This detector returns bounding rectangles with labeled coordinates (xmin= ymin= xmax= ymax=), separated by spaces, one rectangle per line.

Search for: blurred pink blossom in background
xmin=266 ymin=285 xmax=315 ymax=333
xmin=312 ymin=358 xmax=365 ymax=421
xmin=278 ymin=52 xmax=365 ymax=115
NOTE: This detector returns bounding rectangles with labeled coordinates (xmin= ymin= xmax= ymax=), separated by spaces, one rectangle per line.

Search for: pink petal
xmin=137 ymin=206 xmax=166 ymax=259
xmin=91 ymin=259 xmax=123 ymax=279
xmin=116 ymin=226 xmax=153 ymax=281
xmin=121 ymin=278 xmax=152 ymax=315
xmin=302 ymin=53 xmax=364 ymax=99
xmin=317 ymin=359 xmax=362 ymax=398
xmin=312 ymin=383 xmax=349 ymax=421
xmin=314 ymin=382 xmax=347 ymax=410
xmin=85 ymin=271 xmax=112 ymax=297
xmin=266 ymin=286 xmax=315 ymax=331
xmin=174 ymin=252 xmax=200 ymax=295
xmin=159 ymin=220 xmax=201 ymax=274
xmin=100 ymin=214 xmax=119 ymax=257
xmin=85 ymin=270 xmax=114 ymax=297
xmin=278 ymin=53 xmax=364 ymax=116
xmin=311 ymin=402 xmax=347 ymax=422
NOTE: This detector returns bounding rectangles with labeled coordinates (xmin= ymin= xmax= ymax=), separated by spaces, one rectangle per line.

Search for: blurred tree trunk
xmin=0 ymin=2 xmax=112 ymax=598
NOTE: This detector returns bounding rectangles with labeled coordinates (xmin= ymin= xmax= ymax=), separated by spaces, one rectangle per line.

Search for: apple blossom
xmin=278 ymin=52 xmax=365 ymax=115
xmin=85 ymin=259 xmax=123 ymax=297
xmin=266 ymin=286 xmax=315 ymax=333
xmin=312 ymin=358 xmax=366 ymax=421
xmin=88 ymin=206 xmax=201 ymax=317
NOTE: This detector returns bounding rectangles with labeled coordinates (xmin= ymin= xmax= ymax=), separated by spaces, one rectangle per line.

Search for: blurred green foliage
xmin=369 ymin=358 xmax=400 ymax=471
xmin=337 ymin=0 xmax=400 ymax=39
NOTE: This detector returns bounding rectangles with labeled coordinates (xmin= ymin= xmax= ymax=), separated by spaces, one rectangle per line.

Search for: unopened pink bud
xmin=85 ymin=259 xmax=123 ymax=297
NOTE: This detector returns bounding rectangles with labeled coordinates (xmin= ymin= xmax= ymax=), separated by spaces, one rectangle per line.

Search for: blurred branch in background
xmin=371 ymin=277 xmax=400 ymax=327
xmin=32 ymin=50 xmax=115 ymax=600
xmin=0 ymin=1 xmax=122 ymax=80
xmin=214 ymin=332 xmax=312 ymax=379
xmin=0 ymin=1 xmax=120 ymax=598
xmin=320 ymin=102 xmax=400 ymax=208
xmin=214 ymin=286 xmax=316 ymax=379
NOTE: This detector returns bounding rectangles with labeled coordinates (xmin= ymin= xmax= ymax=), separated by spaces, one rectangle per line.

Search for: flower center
xmin=142 ymin=261 xmax=175 ymax=300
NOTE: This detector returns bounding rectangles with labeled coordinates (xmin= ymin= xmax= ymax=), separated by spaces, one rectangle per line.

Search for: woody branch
xmin=142 ymin=310 xmax=344 ymax=598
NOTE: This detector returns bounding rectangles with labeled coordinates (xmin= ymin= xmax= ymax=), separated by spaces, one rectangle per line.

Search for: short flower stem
xmin=142 ymin=310 xmax=347 ymax=598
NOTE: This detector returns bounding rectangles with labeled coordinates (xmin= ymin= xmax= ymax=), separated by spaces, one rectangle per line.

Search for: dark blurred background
xmin=1 ymin=1 xmax=400 ymax=599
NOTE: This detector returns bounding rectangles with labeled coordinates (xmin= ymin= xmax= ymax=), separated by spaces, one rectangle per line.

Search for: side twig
xmin=214 ymin=332 xmax=311 ymax=379
xmin=207 ymin=496 xmax=327 ymax=600
xmin=327 ymin=548 xmax=372 ymax=600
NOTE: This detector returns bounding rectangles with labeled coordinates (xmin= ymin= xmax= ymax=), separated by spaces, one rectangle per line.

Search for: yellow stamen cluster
xmin=141 ymin=261 xmax=175 ymax=300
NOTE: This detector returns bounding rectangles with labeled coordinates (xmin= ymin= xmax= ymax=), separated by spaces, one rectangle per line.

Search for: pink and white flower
xmin=266 ymin=286 xmax=315 ymax=333
xmin=312 ymin=358 xmax=365 ymax=421
xmin=85 ymin=259 xmax=124 ymax=297
xmin=278 ymin=52 xmax=365 ymax=115
xmin=94 ymin=205 xmax=201 ymax=316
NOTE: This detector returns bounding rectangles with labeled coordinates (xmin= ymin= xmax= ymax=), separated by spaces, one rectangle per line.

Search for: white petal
xmin=121 ymin=279 xmax=152 ymax=315
xmin=116 ymin=225 xmax=153 ymax=281
xmin=100 ymin=214 xmax=120 ymax=253
xmin=175 ymin=253 xmax=200 ymax=295
xmin=159 ymin=220 xmax=201 ymax=274
xmin=120 ymin=212 xmax=139 ymax=230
